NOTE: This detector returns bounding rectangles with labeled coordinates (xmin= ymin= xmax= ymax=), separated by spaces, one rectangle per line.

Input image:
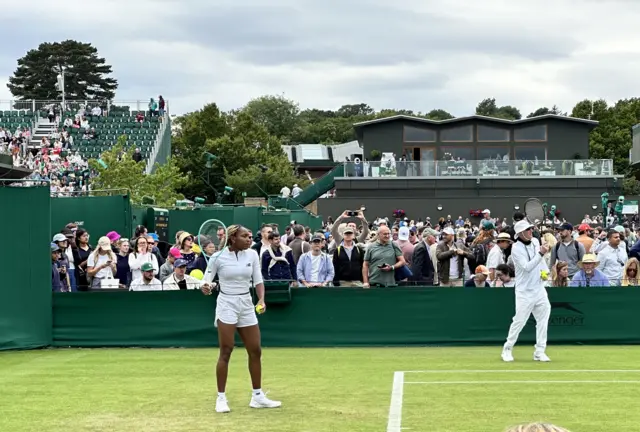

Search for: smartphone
xmin=347 ymin=211 xmax=357 ymax=217
xmin=377 ymin=264 xmax=386 ymax=269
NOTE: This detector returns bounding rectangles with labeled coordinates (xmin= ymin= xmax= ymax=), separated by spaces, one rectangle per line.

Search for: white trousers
xmin=504 ymin=294 xmax=551 ymax=353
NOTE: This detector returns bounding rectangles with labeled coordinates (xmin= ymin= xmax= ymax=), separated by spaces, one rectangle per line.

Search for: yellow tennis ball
xmin=255 ymin=304 xmax=265 ymax=314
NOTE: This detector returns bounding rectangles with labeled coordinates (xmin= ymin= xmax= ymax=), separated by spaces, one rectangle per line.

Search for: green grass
xmin=2 ymin=346 xmax=640 ymax=431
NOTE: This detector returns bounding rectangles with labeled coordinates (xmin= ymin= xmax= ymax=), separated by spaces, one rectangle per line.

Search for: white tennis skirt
xmin=215 ymin=293 xmax=258 ymax=328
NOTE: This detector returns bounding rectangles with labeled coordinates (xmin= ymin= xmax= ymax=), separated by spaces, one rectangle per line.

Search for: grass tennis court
xmin=2 ymin=346 xmax=640 ymax=431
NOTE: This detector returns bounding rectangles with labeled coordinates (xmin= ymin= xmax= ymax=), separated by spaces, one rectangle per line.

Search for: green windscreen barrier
xmin=52 ymin=288 xmax=640 ymax=348
xmin=51 ymin=194 xmax=132 ymax=238
xmin=0 ymin=186 xmax=52 ymax=350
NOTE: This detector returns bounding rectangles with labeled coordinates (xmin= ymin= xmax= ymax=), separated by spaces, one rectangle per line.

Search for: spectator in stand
xmin=177 ymin=232 xmax=198 ymax=273
xmin=576 ymin=223 xmax=594 ymax=253
xmin=597 ymin=230 xmax=627 ymax=286
xmin=464 ymin=265 xmax=491 ymax=287
xmin=90 ymin=105 xmax=102 ymax=118
xmin=550 ymin=261 xmax=569 ymax=287
xmin=332 ymin=226 xmax=364 ymax=287
xmin=115 ymin=238 xmax=131 ymax=289
xmin=395 ymin=226 xmax=415 ymax=267
xmin=87 ymin=236 xmax=117 ymax=289
xmin=261 ymin=232 xmax=296 ymax=281
xmin=158 ymin=95 xmax=166 ymax=116
xmin=549 ymin=223 xmax=585 ymax=279
xmin=495 ymin=263 xmax=515 ymax=287
xmin=297 ymin=233 xmax=335 ymax=287
xmin=570 ymin=254 xmax=609 ymax=287
xmin=486 ymin=232 xmax=513 ymax=284
xmin=51 ymin=243 xmax=63 ymax=292
xmin=363 ymin=226 xmax=406 ymax=288
xmin=52 ymin=233 xmax=71 ymax=292
xmin=149 ymin=98 xmax=159 ymax=116
xmin=129 ymin=236 xmax=159 ymax=281
xmin=163 ymin=259 xmax=203 ymax=290
xmin=73 ymin=229 xmax=92 ymax=291
xmin=134 ymin=225 xmax=147 ymax=241
xmin=621 ymin=258 xmax=640 ymax=286
xmin=329 ymin=210 xmax=369 ymax=253
xmin=252 ymin=224 xmax=275 ymax=259
xmin=193 ymin=238 xmax=216 ymax=274
xmin=288 ymin=224 xmax=311 ymax=265
xmin=61 ymin=229 xmax=77 ymax=291
xmin=147 ymin=233 xmax=165 ymax=267
xmin=436 ymin=227 xmax=472 ymax=287
xmin=135 ymin=112 xmax=145 ymax=124
xmin=410 ymin=230 xmax=435 ymax=285
xmin=216 ymin=227 xmax=226 ymax=251
xmin=130 ymin=262 xmax=162 ymax=291
xmin=106 ymin=231 xmax=121 ymax=253
xmin=160 ymin=247 xmax=182 ymax=282
xmin=133 ymin=148 xmax=143 ymax=163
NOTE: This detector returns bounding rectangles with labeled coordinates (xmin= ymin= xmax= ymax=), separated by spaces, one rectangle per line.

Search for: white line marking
xmin=387 ymin=372 xmax=404 ymax=432
xmin=402 ymin=370 xmax=640 ymax=373
xmin=405 ymin=380 xmax=640 ymax=384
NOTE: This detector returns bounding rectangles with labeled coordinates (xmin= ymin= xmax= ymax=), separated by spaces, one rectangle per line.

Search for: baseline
xmin=387 ymin=371 xmax=404 ymax=432
xmin=405 ymin=380 xmax=640 ymax=384
xmin=402 ymin=369 xmax=640 ymax=373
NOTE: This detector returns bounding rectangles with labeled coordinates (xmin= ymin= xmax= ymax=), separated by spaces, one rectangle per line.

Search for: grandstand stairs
xmin=29 ymin=118 xmax=58 ymax=148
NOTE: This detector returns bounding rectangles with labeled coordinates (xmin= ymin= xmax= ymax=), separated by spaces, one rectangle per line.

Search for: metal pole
xmin=61 ymin=69 xmax=65 ymax=110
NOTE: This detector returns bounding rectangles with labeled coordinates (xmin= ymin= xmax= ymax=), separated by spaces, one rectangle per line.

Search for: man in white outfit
xmin=501 ymin=219 xmax=551 ymax=362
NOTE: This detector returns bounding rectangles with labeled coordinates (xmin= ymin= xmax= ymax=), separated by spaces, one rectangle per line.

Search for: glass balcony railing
xmin=340 ymin=159 xmax=615 ymax=178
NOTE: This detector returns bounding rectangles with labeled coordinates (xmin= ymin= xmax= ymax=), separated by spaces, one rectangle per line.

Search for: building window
xmin=440 ymin=146 xmax=474 ymax=161
xmin=478 ymin=146 xmax=510 ymax=161
xmin=404 ymin=125 xmax=436 ymax=142
xmin=477 ymin=125 xmax=510 ymax=142
xmin=440 ymin=125 xmax=473 ymax=142
xmin=515 ymin=146 xmax=547 ymax=162
xmin=514 ymin=124 xmax=547 ymax=141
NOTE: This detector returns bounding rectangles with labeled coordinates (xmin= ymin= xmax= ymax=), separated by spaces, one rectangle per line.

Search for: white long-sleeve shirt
xmin=597 ymin=245 xmax=627 ymax=286
xmin=204 ymin=248 xmax=263 ymax=295
xmin=511 ymin=238 xmax=549 ymax=299
xmin=128 ymin=252 xmax=159 ymax=281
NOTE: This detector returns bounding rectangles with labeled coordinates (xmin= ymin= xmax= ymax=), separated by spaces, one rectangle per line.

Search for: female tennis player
xmin=201 ymin=224 xmax=281 ymax=413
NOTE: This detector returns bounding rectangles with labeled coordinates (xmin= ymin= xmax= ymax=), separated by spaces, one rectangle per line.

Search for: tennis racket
xmin=523 ymin=198 xmax=545 ymax=225
xmin=197 ymin=219 xmax=228 ymax=264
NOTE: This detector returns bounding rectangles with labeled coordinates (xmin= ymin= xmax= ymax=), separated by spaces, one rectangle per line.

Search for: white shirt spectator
xmin=128 ymin=252 xmax=159 ymax=281
xmin=130 ymin=277 xmax=163 ymax=291
xmin=87 ymin=253 xmax=114 ymax=279
xmin=91 ymin=106 xmax=102 ymax=116
xmin=280 ymin=186 xmax=291 ymax=197
xmin=292 ymin=184 xmax=303 ymax=197
xmin=597 ymin=245 xmax=627 ymax=286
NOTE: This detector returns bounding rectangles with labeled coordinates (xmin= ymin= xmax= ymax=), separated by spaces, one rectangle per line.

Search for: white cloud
xmin=0 ymin=0 xmax=637 ymax=117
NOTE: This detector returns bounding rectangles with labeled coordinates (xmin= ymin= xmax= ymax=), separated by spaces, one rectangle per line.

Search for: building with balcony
xmin=314 ymin=114 xmax=624 ymax=223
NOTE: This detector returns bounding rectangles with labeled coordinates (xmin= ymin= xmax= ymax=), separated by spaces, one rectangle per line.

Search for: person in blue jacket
xmin=570 ymin=254 xmax=610 ymax=287
xmin=261 ymin=231 xmax=296 ymax=281
xmin=51 ymin=243 xmax=63 ymax=292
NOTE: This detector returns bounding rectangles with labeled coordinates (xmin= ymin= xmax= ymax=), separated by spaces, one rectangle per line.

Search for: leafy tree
xmin=89 ymin=136 xmax=187 ymax=207
xmin=242 ymin=94 xmax=301 ymax=141
xmin=336 ymin=103 xmax=374 ymax=118
xmin=8 ymin=40 xmax=117 ymax=101
xmin=425 ymin=109 xmax=454 ymax=120
xmin=475 ymin=98 xmax=521 ymax=120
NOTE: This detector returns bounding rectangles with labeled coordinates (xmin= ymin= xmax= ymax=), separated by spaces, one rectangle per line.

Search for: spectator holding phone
xmin=362 ymin=226 xmax=406 ymax=288
xmin=329 ymin=209 xmax=369 ymax=253
xmin=86 ymin=236 xmax=117 ymax=289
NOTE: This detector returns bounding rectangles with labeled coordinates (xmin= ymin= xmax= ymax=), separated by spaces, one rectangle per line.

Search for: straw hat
xmin=577 ymin=254 xmax=599 ymax=268
xmin=494 ymin=232 xmax=514 ymax=243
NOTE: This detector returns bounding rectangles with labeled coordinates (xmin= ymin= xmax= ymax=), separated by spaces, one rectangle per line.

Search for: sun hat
xmin=514 ymin=220 xmax=534 ymax=235
xmin=495 ymin=232 xmax=514 ymax=243
xmin=577 ymin=254 xmax=599 ymax=268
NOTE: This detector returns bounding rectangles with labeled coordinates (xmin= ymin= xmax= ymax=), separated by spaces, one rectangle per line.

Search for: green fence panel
xmin=52 ymin=287 xmax=640 ymax=348
xmin=0 ymin=186 xmax=52 ymax=350
xmin=168 ymin=207 xmax=235 ymax=240
xmin=51 ymin=194 xmax=132 ymax=238
xmin=131 ymin=206 xmax=148 ymax=235
xmin=233 ymin=206 xmax=261 ymax=231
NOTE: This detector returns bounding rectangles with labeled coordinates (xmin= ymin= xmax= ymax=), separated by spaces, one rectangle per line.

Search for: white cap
xmin=482 ymin=209 xmax=491 ymax=214
xmin=514 ymin=220 xmax=534 ymax=235
xmin=52 ymin=233 xmax=67 ymax=243
xmin=398 ymin=226 xmax=410 ymax=241
xmin=443 ymin=227 xmax=455 ymax=235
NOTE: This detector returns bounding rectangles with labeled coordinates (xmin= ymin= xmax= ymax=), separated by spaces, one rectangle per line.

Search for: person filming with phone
xmin=362 ymin=226 xmax=406 ymax=288
xmin=329 ymin=209 xmax=369 ymax=253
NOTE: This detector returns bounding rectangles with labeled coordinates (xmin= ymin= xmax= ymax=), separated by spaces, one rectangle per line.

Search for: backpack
xmin=555 ymin=241 xmax=581 ymax=259
xmin=337 ymin=244 xmax=361 ymax=258
xmin=472 ymin=242 xmax=488 ymax=266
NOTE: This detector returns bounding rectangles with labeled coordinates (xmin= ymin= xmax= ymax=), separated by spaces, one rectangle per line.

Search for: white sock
xmin=218 ymin=392 xmax=226 ymax=398
xmin=252 ymin=388 xmax=262 ymax=396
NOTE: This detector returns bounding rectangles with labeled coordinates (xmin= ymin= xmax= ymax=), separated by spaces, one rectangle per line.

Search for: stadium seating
xmin=0 ymin=110 xmax=35 ymax=130
xmin=62 ymin=106 xmax=161 ymax=160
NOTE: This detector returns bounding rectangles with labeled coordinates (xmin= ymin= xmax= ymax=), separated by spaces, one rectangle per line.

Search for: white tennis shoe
xmin=216 ymin=395 xmax=231 ymax=413
xmin=249 ymin=391 xmax=282 ymax=409
xmin=534 ymin=352 xmax=551 ymax=362
xmin=501 ymin=347 xmax=514 ymax=362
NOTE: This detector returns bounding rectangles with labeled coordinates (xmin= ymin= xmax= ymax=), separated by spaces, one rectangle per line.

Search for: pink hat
xmin=106 ymin=231 xmax=121 ymax=242
xmin=169 ymin=247 xmax=182 ymax=259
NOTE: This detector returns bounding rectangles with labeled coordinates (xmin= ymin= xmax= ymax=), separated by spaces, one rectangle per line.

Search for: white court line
xmin=405 ymin=380 xmax=640 ymax=384
xmin=402 ymin=370 xmax=640 ymax=373
xmin=387 ymin=372 xmax=404 ymax=432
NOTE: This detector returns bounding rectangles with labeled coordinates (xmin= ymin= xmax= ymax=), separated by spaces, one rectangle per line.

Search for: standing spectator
xmin=411 ymin=230 xmax=435 ymax=285
xmin=292 ymin=183 xmax=303 ymax=197
xmin=362 ymin=226 xmax=406 ymax=288
xmin=115 ymin=238 xmax=131 ymax=289
xmin=332 ymin=226 xmax=365 ymax=287
xmin=51 ymin=243 xmax=63 ymax=292
xmin=575 ymin=223 xmax=594 ymax=253
xmin=296 ymin=234 xmax=335 ymax=287
xmin=261 ymin=232 xmax=296 ymax=280
xmin=147 ymin=233 xmax=165 ymax=267
xmin=86 ymin=236 xmax=117 ymax=289
xmin=52 ymin=234 xmax=71 ymax=292
xmin=597 ymin=230 xmax=628 ymax=286
xmin=73 ymin=229 xmax=92 ymax=291
xmin=436 ymin=227 xmax=472 ymax=287
xmin=129 ymin=236 xmax=159 ymax=281
xmin=287 ymin=224 xmax=310 ymax=265
xmin=148 ymin=98 xmax=158 ymax=116
xmin=193 ymin=239 xmax=215 ymax=274
xmin=486 ymin=232 xmax=513 ymax=284
xmin=329 ymin=210 xmax=369 ymax=252
xmin=130 ymin=262 xmax=162 ymax=291
xmin=549 ymin=223 xmax=585 ymax=278
xmin=158 ymin=95 xmax=166 ymax=116
xmin=252 ymin=225 xmax=274 ymax=259
xmin=395 ymin=226 xmax=415 ymax=267
xmin=133 ymin=148 xmax=143 ymax=163
xmin=160 ymin=247 xmax=182 ymax=282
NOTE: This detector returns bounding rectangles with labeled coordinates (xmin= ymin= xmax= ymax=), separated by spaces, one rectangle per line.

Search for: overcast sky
xmin=0 ymin=0 xmax=638 ymax=116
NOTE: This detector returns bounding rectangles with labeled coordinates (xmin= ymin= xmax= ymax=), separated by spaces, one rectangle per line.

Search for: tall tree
xmin=242 ymin=94 xmax=301 ymax=142
xmin=475 ymin=98 xmax=521 ymax=120
xmin=89 ymin=136 xmax=188 ymax=207
xmin=336 ymin=103 xmax=374 ymax=118
xmin=425 ymin=109 xmax=455 ymax=120
xmin=8 ymin=40 xmax=117 ymax=101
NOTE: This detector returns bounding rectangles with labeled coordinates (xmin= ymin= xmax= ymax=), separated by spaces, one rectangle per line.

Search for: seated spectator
xmin=495 ymin=263 xmax=515 ymax=287
xmin=621 ymin=257 xmax=639 ymax=286
xmin=192 ymin=238 xmax=216 ymax=273
xmin=550 ymin=261 xmax=569 ymax=287
xmin=177 ymin=232 xmax=198 ymax=273
xmin=464 ymin=265 xmax=491 ymax=287
xmin=261 ymin=232 xmax=296 ymax=280
xmin=160 ymin=247 xmax=182 ymax=282
xmin=136 ymin=112 xmax=145 ymax=123
xmin=87 ymin=236 xmax=117 ymax=289
xmin=570 ymin=254 xmax=609 ymax=287
xmin=297 ymin=233 xmax=334 ymax=287
xmin=91 ymin=105 xmax=102 ymax=117
xmin=332 ymin=226 xmax=365 ymax=287
xmin=162 ymin=259 xmax=203 ymax=290
xmin=130 ymin=262 xmax=162 ymax=291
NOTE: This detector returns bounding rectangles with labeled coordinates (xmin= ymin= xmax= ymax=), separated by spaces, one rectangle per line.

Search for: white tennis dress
xmin=204 ymin=248 xmax=263 ymax=327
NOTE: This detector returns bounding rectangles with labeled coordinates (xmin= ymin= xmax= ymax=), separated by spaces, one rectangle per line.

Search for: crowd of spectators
xmin=50 ymin=204 xmax=640 ymax=292
xmin=0 ymin=126 xmax=30 ymax=159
